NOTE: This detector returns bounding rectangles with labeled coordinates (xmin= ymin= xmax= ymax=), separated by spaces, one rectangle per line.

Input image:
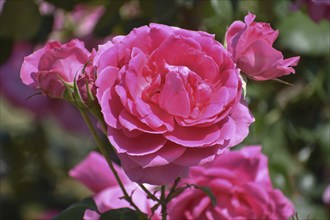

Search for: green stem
xmin=78 ymin=109 xmax=143 ymax=214
xmin=139 ymin=184 xmax=161 ymax=202
xmin=160 ymin=185 xmax=167 ymax=220
xmin=165 ymin=177 xmax=181 ymax=203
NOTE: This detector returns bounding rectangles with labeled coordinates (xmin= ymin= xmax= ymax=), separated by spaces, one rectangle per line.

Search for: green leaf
xmin=53 ymin=197 xmax=98 ymax=220
xmin=140 ymin=0 xmax=177 ymax=24
xmin=93 ymin=1 xmax=124 ymax=37
xmin=0 ymin=38 xmax=13 ymax=64
xmin=73 ymin=75 xmax=87 ymax=109
xmin=0 ymin=0 xmax=42 ymax=40
xmin=229 ymin=0 xmax=239 ymax=15
xmin=278 ymin=11 xmax=330 ymax=56
xmin=34 ymin=15 xmax=54 ymax=43
xmin=100 ymin=208 xmax=147 ymax=220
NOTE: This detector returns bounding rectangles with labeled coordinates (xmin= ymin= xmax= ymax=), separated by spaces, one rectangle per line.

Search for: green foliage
xmin=53 ymin=197 xmax=97 ymax=220
xmin=93 ymin=1 xmax=124 ymax=37
xmin=0 ymin=0 xmax=42 ymax=40
xmin=100 ymin=208 xmax=147 ymax=220
xmin=278 ymin=11 xmax=330 ymax=56
xmin=0 ymin=0 xmax=329 ymax=219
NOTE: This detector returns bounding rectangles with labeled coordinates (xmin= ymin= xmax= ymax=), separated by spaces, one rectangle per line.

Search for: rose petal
xmin=108 ymin=127 xmax=167 ymax=155
xmin=83 ymin=209 xmax=101 ymax=220
xmin=226 ymin=101 xmax=255 ymax=147
xmin=69 ymin=152 xmax=131 ymax=192
xmin=118 ymin=109 xmax=166 ymax=134
xmin=100 ymin=88 xmax=123 ymax=129
xmin=128 ymin=141 xmax=186 ymax=168
xmin=119 ymin=153 xmax=189 ymax=185
xmin=164 ymin=124 xmax=221 ymax=147
xmin=96 ymin=66 xmax=119 ymax=101
xmin=158 ymin=71 xmax=190 ymax=117
xmin=174 ymin=145 xmax=219 ymax=166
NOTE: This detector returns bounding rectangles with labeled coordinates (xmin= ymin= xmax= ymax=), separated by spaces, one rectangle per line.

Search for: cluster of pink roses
xmin=70 ymin=147 xmax=294 ymax=219
xmin=20 ymin=12 xmax=299 ymax=219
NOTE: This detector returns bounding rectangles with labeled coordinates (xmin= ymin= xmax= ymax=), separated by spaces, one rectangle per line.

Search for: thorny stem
xmin=139 ymin=183 xmax=161 ymax=202
xmin=160 ymin=185 xmax=167 ymax=220
xmin=165 ymin=177 xmax=181 ymax=203
xmin=78 ymin=109 xmax=143 ymax=214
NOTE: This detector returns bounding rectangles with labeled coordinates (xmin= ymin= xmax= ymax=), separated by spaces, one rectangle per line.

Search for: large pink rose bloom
xmin=20 ymin=39 xmax=93 ymax=99
xmin=69 ymin=152 xmax=159 ymax=220
xmin=226 ymin=12 xmax=300 ymax=81
xmin=95 ymin=23 xmax=254 ymax=184
xmin=168 ymin=146 xmax=295 ymax=220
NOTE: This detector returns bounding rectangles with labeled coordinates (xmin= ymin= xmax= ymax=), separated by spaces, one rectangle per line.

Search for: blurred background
xmin=0 ymin=0 xmax=329 ymax=219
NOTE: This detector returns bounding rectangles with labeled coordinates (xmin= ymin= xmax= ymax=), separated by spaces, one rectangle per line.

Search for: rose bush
xmin=226 ymin=12 xmax=300 ymax=81
xmin=20 ymin=39 xmax=94 ymax=99
xmin=69 ymin=152 xmax=159 ymax=220
xmin=168 ymin=146 xmax=295 ymax=220
xmin=95 ymin=23 xmax=254 ymax=185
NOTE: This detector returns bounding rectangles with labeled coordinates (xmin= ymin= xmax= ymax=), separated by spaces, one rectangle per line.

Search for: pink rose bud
xmin=20 ymin=39 xmax=93 ymax=99
xmin=226 ymin=12 xmax=300 ymax=81
xmin=95 ymin=23 xmax=254 ymax=185
xmin=168 ymin=146 xmax=295 ymax=220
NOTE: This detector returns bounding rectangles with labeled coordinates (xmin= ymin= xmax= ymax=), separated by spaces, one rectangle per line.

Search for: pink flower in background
xmin=95 ymin=23 xmax=254 ymax=185
xmin=69 ymin=152 xmax=159 ymax=220
xmin=1 ymin=42 xmax=51 ymax=115
xmin=226 ymin=12 xmax=300 ymax=81
xmin=304 ymin=0 xmax=330 ymax=22
xmin=0 ymin=0 xmax=5 ymax=13
xmin=50 ymin=3 xmax=105 ymax=37
xmin=20 ymin=39 xmax=94 ymax=99
xmin=70 ymin=5 xmax=105 ymax=37
xmin=37 ymin=209 xmax=60 ymax=220
xmin=38 ymin=1 xmax=106 ymax=51
xmin=168 ymin=146 xmax=295 ymax=220
xmin=323 ymin=184 xmax=330 ymax=204
xmin=291 ymin=0 xmax=330 ymax=23
xmin=0 ymin=42 xmax=88 ymax=133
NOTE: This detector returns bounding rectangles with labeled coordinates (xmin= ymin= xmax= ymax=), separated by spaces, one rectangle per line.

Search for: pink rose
xmin=168 ymin=146 xmax=295 ymax=220
xmin=95 ymin=23 xmax=254 ymax=184
xmin=0 ymin=42 xmax=88 ymax=133
xmin=20 ymin=39 xmax=94 ymax=99
xmin=323 ymin=184 xmax=330 ymax=204
xmin=69 ymin=152 xmax=159 ymax=220
xmin=226 ymin=12 xmax=300 ymax=81
xmin=291 ymin=0 xmax=330 ymax=23
xmin=36 ymin=209 xmax=60 ymax=220
xmin=305 ymin=0 xmax=330 ymax=22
